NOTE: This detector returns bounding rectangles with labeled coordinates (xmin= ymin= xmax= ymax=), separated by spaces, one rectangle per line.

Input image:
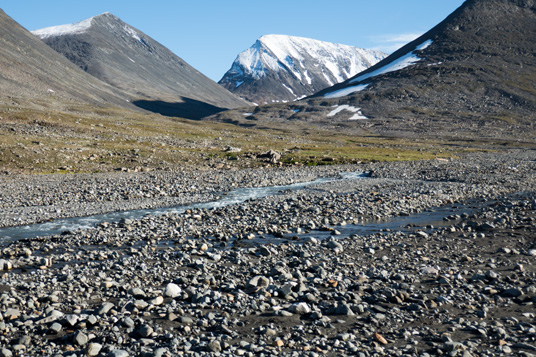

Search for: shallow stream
xmin=0 ymin=171 xmax=475 ymax=245
xmin=0 ymin=172 xmax=366 ymax=243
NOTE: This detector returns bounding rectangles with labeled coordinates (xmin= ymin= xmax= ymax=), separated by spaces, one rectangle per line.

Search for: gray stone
xmin=247 ymin=275 xmax=269 ymax=289
xmin=0 ymin=348 xmax=13 ymax=357
xmin=122 ymin=316 xmax=135 ymax=328
xmin=37 ymin=310 xmax=64 ymax=324
xmin=153 ymin=347 xmax=169 ymax=357
xmin=335 ymin=304 xmax=355 ymax=316
xmin=50 ymin=322 xmax=62 ymax=334
xmin=87 ymin=315 xmax=98 ymax=325
xmin=327 ymin=240 xmax=344 ymax=252
xmin=134 ymin=299 xmax=149 ymax=310
xmin=108 ymin=350 xmax=129 ymax=357
xmin=208 ymin=340 xmax=222 ymax=352
xmin=74 ymin=331 xmax=89 ymax=346
xmin=137 ymin=324 xmax=154 ymax=338
xmin=503 ymin=288 xmax=523 ymax=298
xmin=513 ymin=342 xmax=536 ymax=352
xmin=444 ymin=341 xmax=466 ymax=352
xmin=4 ymin=308 xmax=20 ymax=320
xmin=179 ymin=316 xmax=194 ymax=324
xmin=129 ymin=288 xmax=146 ymax=298
xmin=97 ymin=302 xmax=115 ymax=315
xmin=18 ymin=336 xmax=31 ymax=346
xmin=421 ymin=266 xmax=439 ymax=275
xmin=279 ymin=283 xmax=295 ymax=298
xmin=87 ymin=343 xmax=102 ymax=356
xmin=257 ymin=246 xmax=271 ymax=256
xmin=149 ymin=296 xmax=164 ymax=306
xmin=65 ymin=314 xmax=79 ymax=327
xmin=289 ymin=302 xmax=311 ymax=315
xmin=164 ymin=283 xmax=181 ymax=298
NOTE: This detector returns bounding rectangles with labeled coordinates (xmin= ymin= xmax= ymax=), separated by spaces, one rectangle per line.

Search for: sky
xmin=2 ymin=0 xmax=466 ymax=82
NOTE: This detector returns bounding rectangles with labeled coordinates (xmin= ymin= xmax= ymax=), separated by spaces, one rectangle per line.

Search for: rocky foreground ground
xmin=0 ymin=150 xmax=535 ymax=356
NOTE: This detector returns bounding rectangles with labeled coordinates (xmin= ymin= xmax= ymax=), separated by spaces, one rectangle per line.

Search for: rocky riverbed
xmin=0 ymin=150 xmax=535 ymax=356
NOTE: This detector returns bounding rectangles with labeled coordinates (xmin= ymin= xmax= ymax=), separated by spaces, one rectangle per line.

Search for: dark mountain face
xmin=213 ymin=0 xmax=536 ymax=139
xmin=218 ymin=35 xmax=386 ymax=105
xmin=33 ymin=13 xmax=248 ymax=118
xmin=0 ymin=10 xmax=130 ymax=109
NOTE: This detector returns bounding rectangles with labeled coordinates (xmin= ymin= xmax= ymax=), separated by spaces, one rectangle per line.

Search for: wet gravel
xmin=0 ymin=150 xmax=535 ymax=356
xmin=0 ymin=166 xmax=346 ymax=228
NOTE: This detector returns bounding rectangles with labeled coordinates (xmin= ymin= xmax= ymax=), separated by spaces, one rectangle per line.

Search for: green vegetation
xmin=0 ymin=103 xmax=521 ymax=175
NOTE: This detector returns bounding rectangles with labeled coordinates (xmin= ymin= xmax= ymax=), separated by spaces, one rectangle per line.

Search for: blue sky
xmin=3 ymin=0 xmax=466 ymax=81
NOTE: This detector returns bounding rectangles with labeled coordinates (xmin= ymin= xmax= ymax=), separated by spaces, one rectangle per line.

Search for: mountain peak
xmin=32 ymin=13 xmax=247 ymax=119
xmin=219 ymin=35 xmax=387 ymax=104
xmin=0 ymin=9 xmax=132 ymax=108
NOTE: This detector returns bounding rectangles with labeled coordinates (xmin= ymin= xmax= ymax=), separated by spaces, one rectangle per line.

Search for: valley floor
xmin=0 ymin=150 xmax=535 ymax=356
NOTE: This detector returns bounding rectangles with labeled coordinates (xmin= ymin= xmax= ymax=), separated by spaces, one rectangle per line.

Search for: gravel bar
xmin=0 ymin=150 xmax=535 ymax=356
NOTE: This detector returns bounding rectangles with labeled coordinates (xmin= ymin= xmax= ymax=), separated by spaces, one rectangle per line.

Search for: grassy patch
xmin=0 ymin=103 xmax=520 ymax=174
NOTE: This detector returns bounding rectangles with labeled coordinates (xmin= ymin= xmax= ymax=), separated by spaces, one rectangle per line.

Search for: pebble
xmin=108 ymin=350 xmax=129 ymax=357
xmin=74 ymin=331 xmax=89 ymax=346
xmin=97 ymin=302 xmax=114 ymax=315
xmin=86 ymin=343 xmax=102 ymax=356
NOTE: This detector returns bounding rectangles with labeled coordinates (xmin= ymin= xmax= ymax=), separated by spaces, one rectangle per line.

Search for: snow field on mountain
xmin=324 ymin=39 xmax=433 ymax=99
xmin=234 ymin=34 xmax=386 ymax=83
xmin=350 ymin=39 xmax=433 ymax=84
xmin=324 ymin=84 xmax=370 ymax=99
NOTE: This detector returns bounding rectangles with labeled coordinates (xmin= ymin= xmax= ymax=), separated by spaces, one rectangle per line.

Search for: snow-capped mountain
xmin=213 ymin=0 xmax=536 ymax=139
xmin=33 ymin=13 xmax=248 ymax=119
xmin=219 ymin=35 xmax=387 ymax=104
xmin=0 ymin=9 xmax=131 ymax=109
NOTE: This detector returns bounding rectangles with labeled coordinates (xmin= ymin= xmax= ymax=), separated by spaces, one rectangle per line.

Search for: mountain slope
xmin=33 ymin=13 xmax=248 ymax=119
xmin=214 ymin=0 xmax=536 ymax=140
xmin=316 ymin=0 xmax=536 ymax=131
xmin=219 ymin=35 xmax=386 ymax=104
xmin=0 ymin=9 xmax=130 ymax=109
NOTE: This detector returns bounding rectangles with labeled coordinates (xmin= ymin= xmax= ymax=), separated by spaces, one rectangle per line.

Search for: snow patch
xmin=327 ymin=105 xmax=368 ymax=120
xmin=32 ymin=17 xmax=93 ymax=39
xmin=323 ymin=39 xmax=433 ymax=99
xmin=328 ymin=105 xmax=359 ymax=117
xmin=304 ymin=70 xmax=312 ymax=85
xmin=324 ymin=84 xmax=369 ymax=99
xmin=235 ymin=81 xmax=244 ymax=88
xmin=124 ymin=25 xmax=142 ymax=42
xmin=349 ymin=39 xmax=433 ymax=84
xmin=282 ymin=84 xmax=296 ymax=96
xmin=349 ymin=113 xmax=369 ymax=120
